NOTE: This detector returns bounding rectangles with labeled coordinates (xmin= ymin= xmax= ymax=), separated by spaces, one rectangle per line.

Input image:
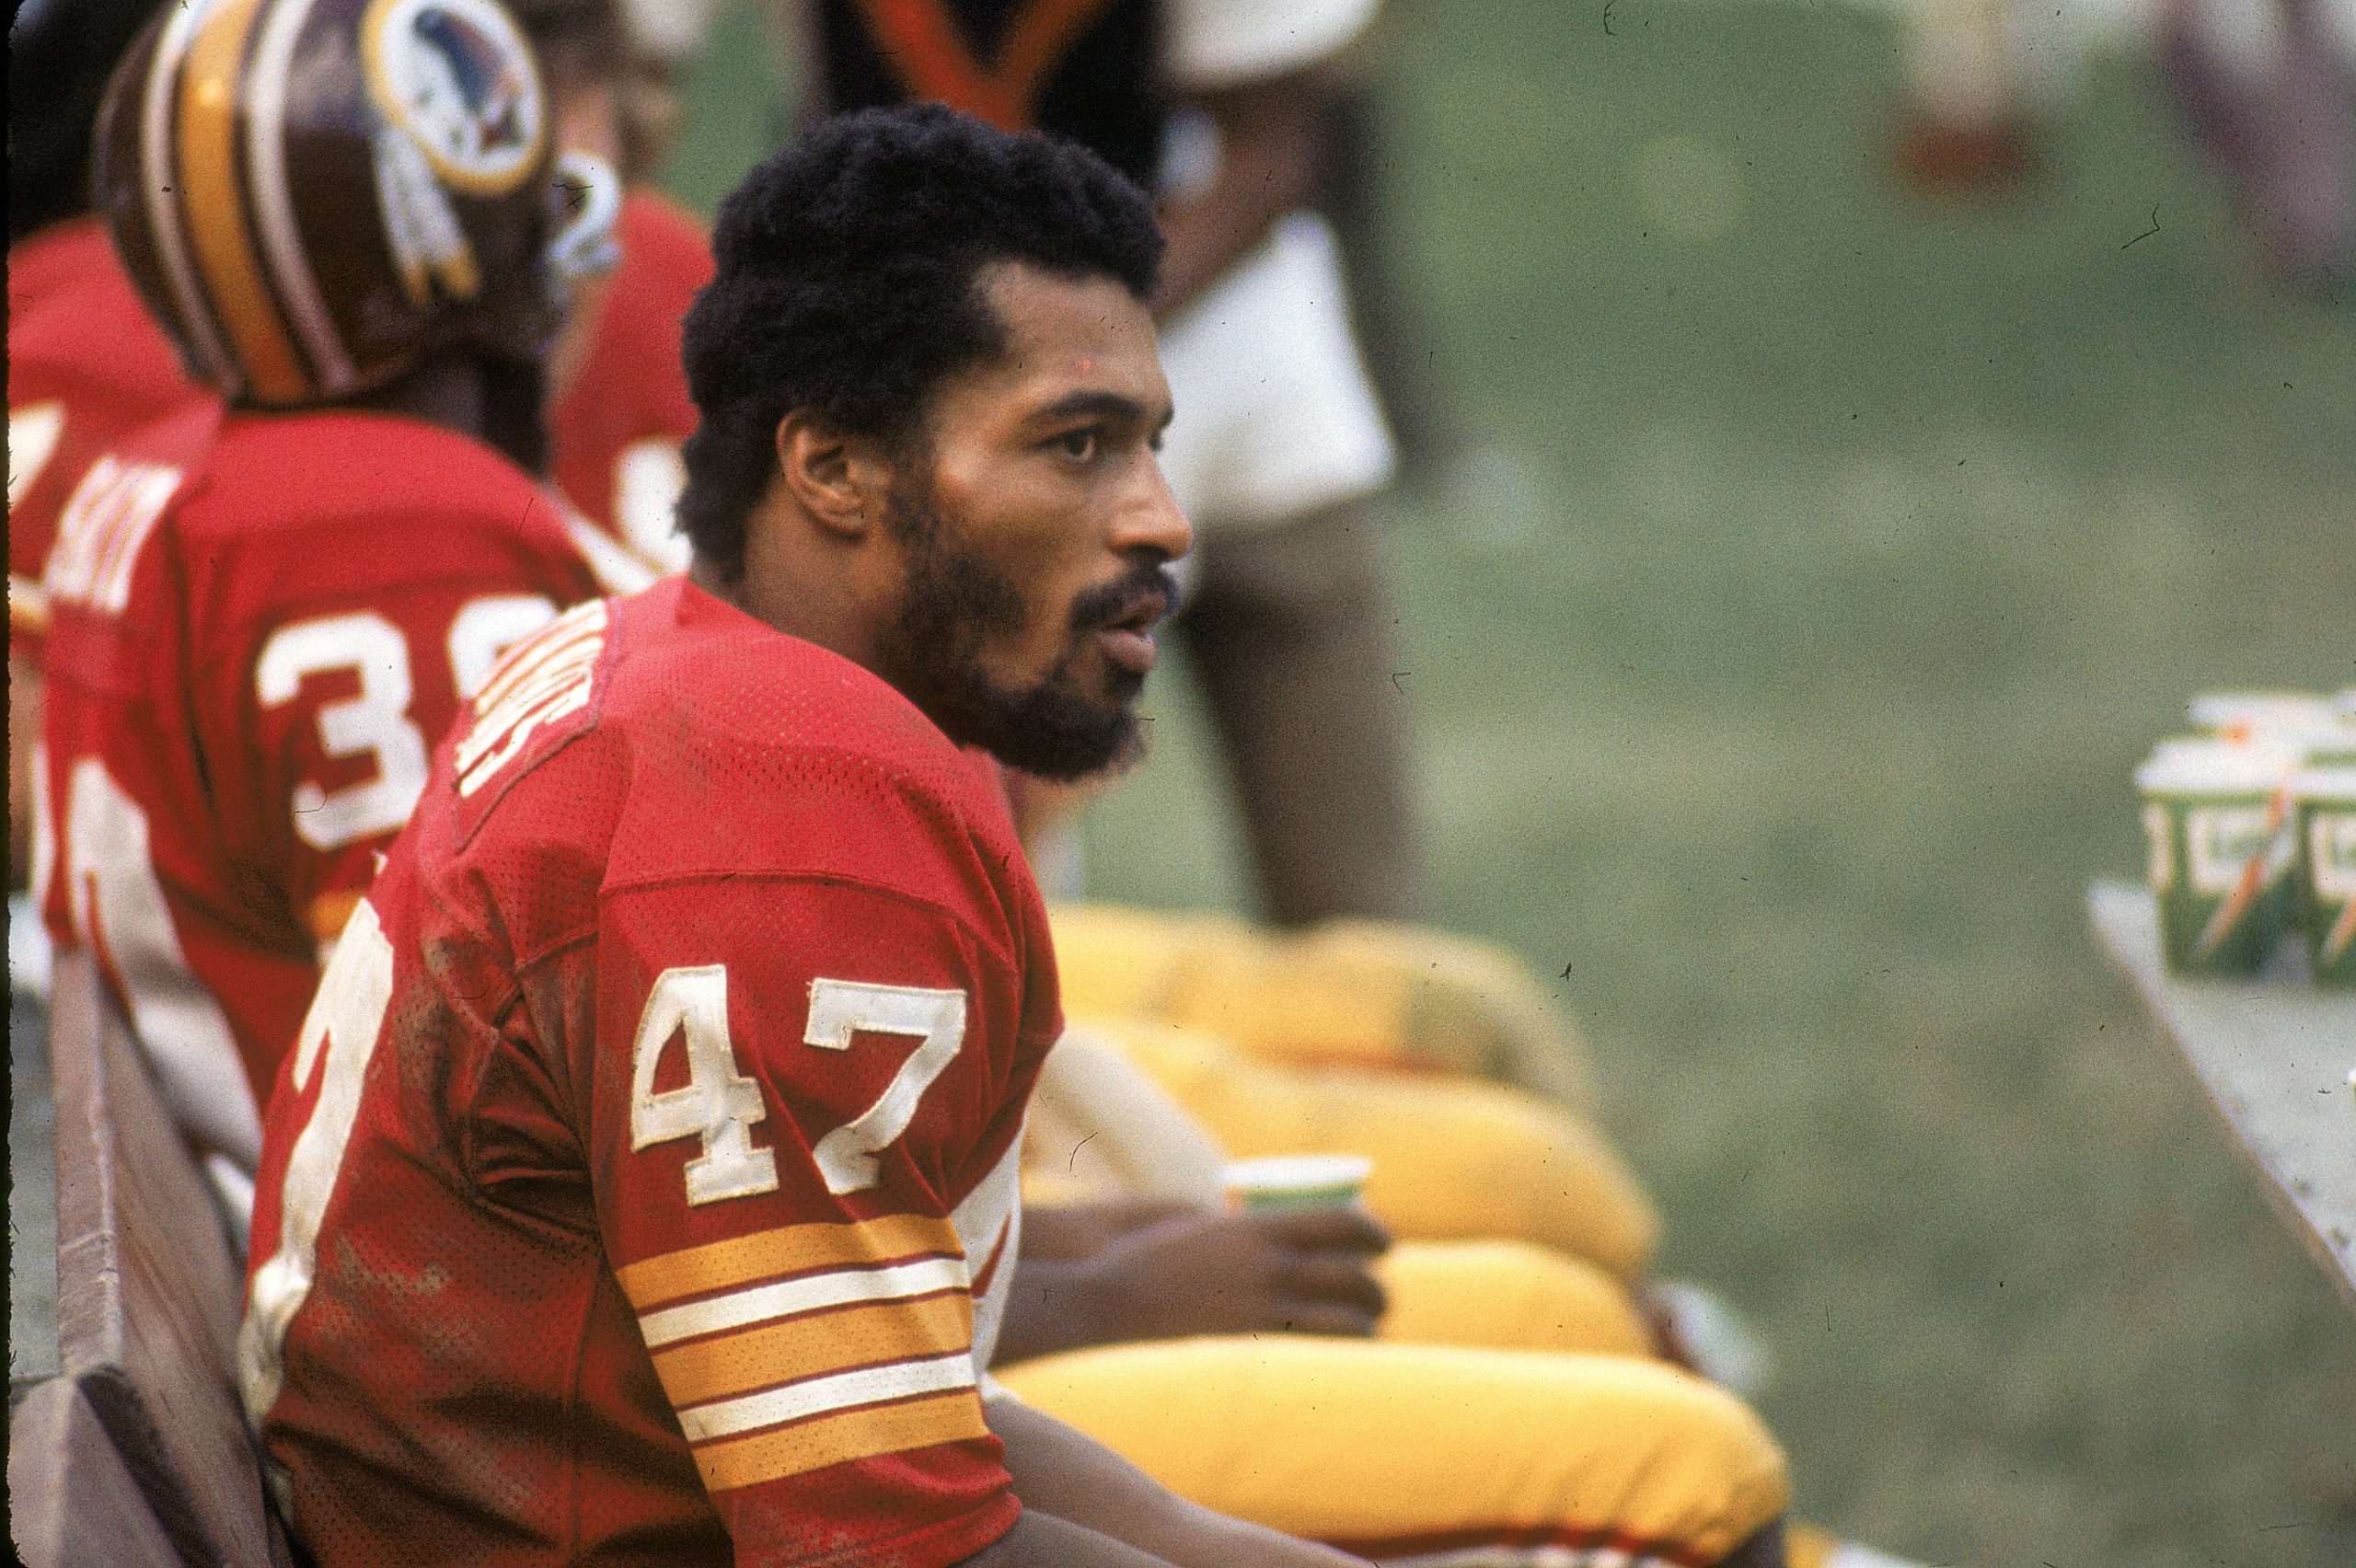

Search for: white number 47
xmin=630 ymin=968 xmax=967 ymax=1205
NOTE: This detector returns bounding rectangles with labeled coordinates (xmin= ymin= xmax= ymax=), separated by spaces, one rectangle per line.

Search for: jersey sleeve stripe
xmin=618 ymin=1212 xmax=963 ymax=1309
xmin=651 ymin=1291 xmax=973 ymax=1410
xmin=561 ymin=510 xmax=659 ymax=595
xmin=964 ymin=1217 xmax=1011 ymax=1302
xmin=691 ymin=1389 xmax=994 ymax=1493
xmin=635 ymin=1255 xmax=970 ymax=1349
xmin=306 ymin=889 xmax=364 ymax=947
xmin=8 ymin=575 xmax=49 ymax=636
xmin=675 ymin=1351 xmax=976 ymax=1444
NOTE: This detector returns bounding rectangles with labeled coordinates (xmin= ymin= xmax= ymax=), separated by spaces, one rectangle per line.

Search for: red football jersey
xmin=241 ymin=579 xmax=1057 ymax=1566
xmin=7 ymin=217 xmax=211 ymax=661
xmin=548 ymin=190 xmax=711 ymax=572
xmin=35 ymin=408 xmax=612 ymax=1206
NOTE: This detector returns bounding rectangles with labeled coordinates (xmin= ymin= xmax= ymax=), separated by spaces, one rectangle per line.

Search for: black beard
xmin=872 ymin=487 xmax=1173 ymax=782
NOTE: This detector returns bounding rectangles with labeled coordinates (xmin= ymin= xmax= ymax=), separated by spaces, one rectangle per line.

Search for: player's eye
xmin=1050 ymin=428 xmax=1100 ymax=465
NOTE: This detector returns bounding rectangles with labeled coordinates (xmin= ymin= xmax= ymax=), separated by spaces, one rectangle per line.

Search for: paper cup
xmin=1223 ymin=1154 xmax=1373 ymax=1213
xmin=2292 ymin=767 xmax=2356 ymax=986
xmin=2138 ymin=742 xmax=2299 ymax=975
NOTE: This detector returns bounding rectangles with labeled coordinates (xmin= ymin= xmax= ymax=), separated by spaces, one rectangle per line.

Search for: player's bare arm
xmin=976 ymin=1399 xmax=1369 ymax=1568
xmin=1152 ymin=68 xmax=1334 ymax=316
xmin=995 ymin=1203 xmax=1392 ymax=1363
xmin=1016 ymin=1196 xmax=1204 ymax=1259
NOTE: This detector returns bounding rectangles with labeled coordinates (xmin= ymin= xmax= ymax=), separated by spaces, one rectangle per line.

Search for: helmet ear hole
xmin=93 ymin=0 xmax=563 ymax=409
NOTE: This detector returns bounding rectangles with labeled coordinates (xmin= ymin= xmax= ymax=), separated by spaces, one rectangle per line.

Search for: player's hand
xmin=1022 ymin=1197 xmax=1207 ymax=1262
xmin=1095 ymin=1206 xmax=1392 ymax=1341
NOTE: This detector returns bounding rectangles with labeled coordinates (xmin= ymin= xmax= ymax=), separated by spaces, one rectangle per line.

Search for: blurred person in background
xmin=1889 ymin=0 xmax=2044 ymax=190
xmin=6 ymin=0 xmax=729 ymax=1053
xmin=7 ymin=0 xmax=210 ymax=917
xmin=7 ymin=0 xmax=700 ymax=948
xmin=540 ymin=0 xmax=716 ymax=568
xmin=785 ymin=0 xmax=1421 ymax=928
xmin=2160 ymin=0 xmax=2354 ymax=282
xmin=35 ymin=0 xmax=630 ymax=1228
xmin=1887 ymin=0 xmax=2356 ymax=284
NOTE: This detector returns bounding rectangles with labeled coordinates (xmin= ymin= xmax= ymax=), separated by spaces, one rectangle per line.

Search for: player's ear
xmin=774 ymin=412 xmax=886 ymax=542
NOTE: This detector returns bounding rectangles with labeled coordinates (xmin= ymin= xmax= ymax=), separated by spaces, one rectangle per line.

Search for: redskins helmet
xmin=92 ymin=0 xmax=620 ymax=408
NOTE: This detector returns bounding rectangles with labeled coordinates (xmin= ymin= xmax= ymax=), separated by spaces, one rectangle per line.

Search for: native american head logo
xmin=365 ymin=0 xmax=543 ymax=192
xmin=361 ymin=0 xmax=545 ymax=305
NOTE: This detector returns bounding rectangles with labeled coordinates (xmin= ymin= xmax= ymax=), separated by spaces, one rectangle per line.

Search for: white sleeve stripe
xmin=636 ymin=1255 xmax=969 ymax=1349
xmin=563 ymin=510 xmax=658 ymax=595
xmin=674 ymin=1351 xmax=976 ymax=1443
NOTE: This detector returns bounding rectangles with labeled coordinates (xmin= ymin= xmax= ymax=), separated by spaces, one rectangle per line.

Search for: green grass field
xmin=672 ymin=6 xmax=2356 ymax=1562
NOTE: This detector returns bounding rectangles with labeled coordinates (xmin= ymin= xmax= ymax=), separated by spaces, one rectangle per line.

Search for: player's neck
xmin=351 ymin=353 xmax=549 ymax=475
xmin=690 ymin=493 xmax=891 ymax=676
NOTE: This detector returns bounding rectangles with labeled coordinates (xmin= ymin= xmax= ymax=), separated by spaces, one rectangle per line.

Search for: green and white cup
xmin=1222 ymin=1154 xmax=1373 ymax=1213
xmin=2137 ymin=742 xmax=2300 ymax=975
xmin=2292 ymin=767 xmax=2356 ymax=987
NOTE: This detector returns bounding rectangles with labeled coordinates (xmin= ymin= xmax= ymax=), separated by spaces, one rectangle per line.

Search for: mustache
xmin=1068 ymin=561 xmax=1180 ymax=635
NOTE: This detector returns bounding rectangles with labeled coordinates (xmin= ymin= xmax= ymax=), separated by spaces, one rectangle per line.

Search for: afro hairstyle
xmin=675 ymin=102 xmax=1163 ymax=581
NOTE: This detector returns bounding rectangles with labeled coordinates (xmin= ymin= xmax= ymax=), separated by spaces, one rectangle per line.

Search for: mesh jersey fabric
xmin=34 ymin=409 xmax=603 ymax=1189
xmin=7 ymin=217 xmax=211 ymax=661
xmin=242 ymin=578 xmax=1061 ymax=1567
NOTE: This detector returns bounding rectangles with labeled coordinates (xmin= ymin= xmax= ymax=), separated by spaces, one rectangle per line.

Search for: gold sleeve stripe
xmin=653 ymin=1292 xmax=973 ymax=1411
xmin=306 ymin=889 xmax=364 ymax=946
xmin=177 ymin=0 xmax=311 ymax=405
xmin=8 ymin=577 xmax=50 ymax=637
xmin=691 ymin=1390 xmax=991 ymax=1493
xmin=618 ymin=1213 xmax=962 ymax=1309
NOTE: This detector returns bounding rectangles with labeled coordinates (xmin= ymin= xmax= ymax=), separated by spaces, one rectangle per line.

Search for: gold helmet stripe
xmin=246 ymin=0 xmax=361 ymax=395
xmin=179 ymin=0 xmax=315 ymax=405
xmin=141 ymin=0 xmax=241 ymax=393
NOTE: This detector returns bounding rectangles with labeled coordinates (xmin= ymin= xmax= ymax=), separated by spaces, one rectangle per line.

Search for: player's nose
xmin=1111 ymin=453 xmax=1193 ymax=564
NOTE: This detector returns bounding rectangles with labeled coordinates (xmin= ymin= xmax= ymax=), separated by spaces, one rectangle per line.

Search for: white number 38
xmin=629 ymin=967 xmax=967 ymax=1205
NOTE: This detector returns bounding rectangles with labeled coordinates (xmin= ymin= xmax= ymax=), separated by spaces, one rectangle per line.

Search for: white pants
xmin=1156 ymin=211 xmax=1397 ymax=534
